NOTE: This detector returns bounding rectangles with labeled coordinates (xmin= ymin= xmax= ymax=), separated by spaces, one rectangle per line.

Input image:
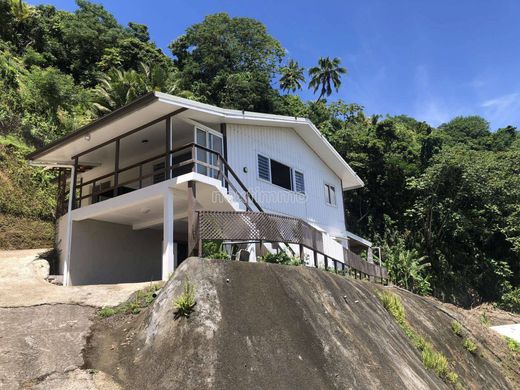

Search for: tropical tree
xmin=93 ymin=63 xmax=193 ymax=114
xmin=169 ymin=12 xmax=284 ymax=111
xmin=384 ymin=243 xmax=431 ymax=295
xmin=279 ymin=59 xmax=305 ymax=93
xmin=308 ymin=57 xmax=346 ymax=102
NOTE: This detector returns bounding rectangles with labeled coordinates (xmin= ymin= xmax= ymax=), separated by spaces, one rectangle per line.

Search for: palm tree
xmin=93 ymin=63 xmax=194 ymax=114
xmin=279 ymin=59 xmax=305 ymax=93
xmin=9 ymin=0 xmax=33 ymax=23
xmin=308 ymin=57 xmax=347 ymax=102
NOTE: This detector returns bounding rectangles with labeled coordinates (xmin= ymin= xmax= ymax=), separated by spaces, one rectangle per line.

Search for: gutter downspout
xmin=29 ymin=161 xmax=75 ymax=286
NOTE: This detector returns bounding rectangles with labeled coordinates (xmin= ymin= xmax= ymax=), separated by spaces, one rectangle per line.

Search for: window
xmin=257 ymin=154 xmax=304 ymax=194
xmin=324 ymin=183 xmax=336 ymax=206
xmin=270 ymin=159 xmax=292 ymax=190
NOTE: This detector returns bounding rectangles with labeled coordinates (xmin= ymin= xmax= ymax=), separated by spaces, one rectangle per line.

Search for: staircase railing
xmin=196 ymin=210 xmax=389 ymax=284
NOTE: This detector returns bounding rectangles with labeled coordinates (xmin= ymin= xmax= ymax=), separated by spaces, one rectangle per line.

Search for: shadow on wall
xmin=69 ymin=219 xmax=162 ymax=285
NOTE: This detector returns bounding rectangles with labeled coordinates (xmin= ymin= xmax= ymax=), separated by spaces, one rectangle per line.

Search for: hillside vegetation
xmin=0 ymin=0 xmax=518 ymax=309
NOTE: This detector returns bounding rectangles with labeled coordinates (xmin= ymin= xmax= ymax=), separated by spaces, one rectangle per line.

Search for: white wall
xmin=225 ymin=123 xmax=346 ymax=236
xmin=69 ymin=219 xmax=162 ymax=285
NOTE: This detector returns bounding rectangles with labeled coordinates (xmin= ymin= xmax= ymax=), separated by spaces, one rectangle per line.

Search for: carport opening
xmin=69 ymin=219 xmax=163 ymax=285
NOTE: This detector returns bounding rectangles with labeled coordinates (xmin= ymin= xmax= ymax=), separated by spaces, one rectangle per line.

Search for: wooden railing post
xmin=299 ymin=243 xmax=304 ymax=264
xmin=114 ymin=139 xmax=120 ymax=196
xmin=165 ymin=116 xmax=172 ymax=180
xmin=313 ymin=250 xmax=318 ymax=268
xmin=71 ymin=157 xmax=78 ymax=210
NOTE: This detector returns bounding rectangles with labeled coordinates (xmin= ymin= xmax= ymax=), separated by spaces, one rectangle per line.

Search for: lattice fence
xmin=196 ymin=210 xmax=388 ymax=282
xmin=197 ymin=211 xmax=324 ymax=252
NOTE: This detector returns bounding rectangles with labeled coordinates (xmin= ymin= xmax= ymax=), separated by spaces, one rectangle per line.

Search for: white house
xmin=28 ymin=92 xmax=381 ymax=286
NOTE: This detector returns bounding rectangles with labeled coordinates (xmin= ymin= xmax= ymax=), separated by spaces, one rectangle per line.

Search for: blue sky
xmin=30 ymin=0 xmax=520 ymax=129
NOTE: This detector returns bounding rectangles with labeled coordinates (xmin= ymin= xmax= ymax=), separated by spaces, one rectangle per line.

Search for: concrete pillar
xmin=162 ymin=189 xmax=175 ymax=280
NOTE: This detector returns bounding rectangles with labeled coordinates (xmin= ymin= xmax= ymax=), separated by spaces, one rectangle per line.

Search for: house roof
xmin=28 ymin=92 xmax=364 ymax=190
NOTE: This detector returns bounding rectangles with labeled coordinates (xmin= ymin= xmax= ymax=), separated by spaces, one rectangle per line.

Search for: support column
xmin=187 ymin=181 xmax=197 ymax=256
xmin=162 ymin=189 xmax=175 ymax=280
xmin=63 ymin=165 xmax=76 ymax=286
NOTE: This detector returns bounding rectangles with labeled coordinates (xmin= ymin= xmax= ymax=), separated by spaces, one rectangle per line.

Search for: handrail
xmin=196 ymin=210 xmax=388 ymax=283
xmin=74 ymin=142 xmax=265 ymax=214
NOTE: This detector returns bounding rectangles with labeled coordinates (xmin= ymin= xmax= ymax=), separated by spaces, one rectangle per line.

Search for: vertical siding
xmin=226 ymin=123 xmax=346 ymax=236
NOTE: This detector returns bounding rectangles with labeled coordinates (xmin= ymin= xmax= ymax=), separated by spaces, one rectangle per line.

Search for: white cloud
xmin=412 ymin=65 xmax=461 ymax=126
xmin=480 ymin=93 xmax=520 ymax=128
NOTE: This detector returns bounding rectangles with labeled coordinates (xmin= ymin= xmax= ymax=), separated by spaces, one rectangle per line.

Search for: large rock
xmin=85 ymin=258 xmax=516 ymax=389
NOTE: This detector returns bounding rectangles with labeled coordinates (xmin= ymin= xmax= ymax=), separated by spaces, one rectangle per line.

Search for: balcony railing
xmin=71 ymin=142 xmax=263 ymax=213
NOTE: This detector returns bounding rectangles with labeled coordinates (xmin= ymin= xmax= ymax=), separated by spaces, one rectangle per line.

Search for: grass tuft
xmin=378 ymin=291 xmax=461 ymax=387
xmin=379 ymin=291 xmax=405 ymax=324
xmin=173 ymin=278 xmax=196 ymax=319
xmin=422 ymin=348 xmax=449 ymax=376
xmin=463 ymin=338 xmax=478 ymax=354
xmin=451 ymin=321 xmax=463 ymax=337
xmin=505 ymin=337 xmax=520 ymax=354
xmin=97 ymin=282 xmax=163 ymax=318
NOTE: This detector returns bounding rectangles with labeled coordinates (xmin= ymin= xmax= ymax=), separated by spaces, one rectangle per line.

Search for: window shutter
xmin=294 ymin=171 xmax=305 ymax=194
xmin=330 ymin=185 xmax=336 ymax=205
xmin=258 ymin=155 xmax=270 ymax=181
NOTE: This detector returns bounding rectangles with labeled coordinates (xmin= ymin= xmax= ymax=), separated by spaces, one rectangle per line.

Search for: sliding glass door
xmin=195 ymin=127 xmax=223 ymax=180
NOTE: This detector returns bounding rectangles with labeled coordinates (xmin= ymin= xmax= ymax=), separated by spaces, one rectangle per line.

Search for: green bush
xmin=479 ymin=312 xmax=490 ymax=326
xmin=383 ymin=242 xmax=432 ymax=296
xmin=202 ymin=240 xmax=230 ymax=260
xmin=422 ymin=348 xmax=449 ymax=377
xmin=463 ymin=338 xmax=478 ymax=354
xmin=259 ymin=250 xmax=302 ymax=266
xmin=499 ymin=287 xmax=520 ymax=314
xmin=505 ymin=337 xmax=520 ymax=354
xmin=97 ymin=283 xmax=162 ymax=318
xmin=379 ymin=291 xmax=406 ymax=324
xmin=173 ymin=278 xmax=196 ymax=319
xmin=446 ymin=371 xmax=459 ymax=385
xmin=451 ymin=321 xmax=463 ymax=337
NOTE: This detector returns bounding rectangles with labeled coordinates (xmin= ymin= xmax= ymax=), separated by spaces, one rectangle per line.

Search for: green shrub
xmin=379 ymin=291 xmax=405 ymax=324
xmin=383 ymin=242 xmax=431 ymax=296
xmin=505 ymin=337 xmax=520 ymax=354
xmin=422 ymin=348 xmax=449 ymax=377
xmin=378 ymin=291 xmax=461 ymax=387
xmin=479 ymin=312 xmax=490 ymax=327
xmin=499 ymin=287 xmax=520 ymax=314
xmin=202 ymin=240 xmax=230 ymax=260
xmin=97 ymin=282 xmax=162 ymax=318
xmin=173 ymin=278 xmax=196 ymax=319
xmin=451 ymin=321 xmax=463 ymax=337
xmin=446 ymin=371 xmax=459 ymax=385
xmin=97 ymin=307 xmax=116 ymax=318
xmin=463 ymin=338 xmax=478 ymax=354
xmin=259 ymin=251 xmax=302 ymax=266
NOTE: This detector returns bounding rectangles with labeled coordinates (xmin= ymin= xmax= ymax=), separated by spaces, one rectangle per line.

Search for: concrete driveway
xmin=0 ymin=249 xmax=147 ymax=389
xmin=0 ymin=249 xmax=152 ymax=307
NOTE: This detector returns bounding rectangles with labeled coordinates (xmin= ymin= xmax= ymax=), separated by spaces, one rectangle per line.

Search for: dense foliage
xmin=0 ymin=0 xmax=518 ymax=310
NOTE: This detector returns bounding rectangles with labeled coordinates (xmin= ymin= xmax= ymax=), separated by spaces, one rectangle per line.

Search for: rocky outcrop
xmin=85 ymin=258 xmax=517 ymax=389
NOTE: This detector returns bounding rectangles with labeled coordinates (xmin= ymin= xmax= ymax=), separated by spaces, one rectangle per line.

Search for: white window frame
xmin=256 ymin=153 xmax=305 ymax=195
xmin=324 ymin=182 xmax=337 ymax=207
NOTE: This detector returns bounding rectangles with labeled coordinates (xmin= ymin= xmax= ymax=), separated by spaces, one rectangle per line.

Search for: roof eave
xmin=26 ymin=91 xmax=158 ymax=160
